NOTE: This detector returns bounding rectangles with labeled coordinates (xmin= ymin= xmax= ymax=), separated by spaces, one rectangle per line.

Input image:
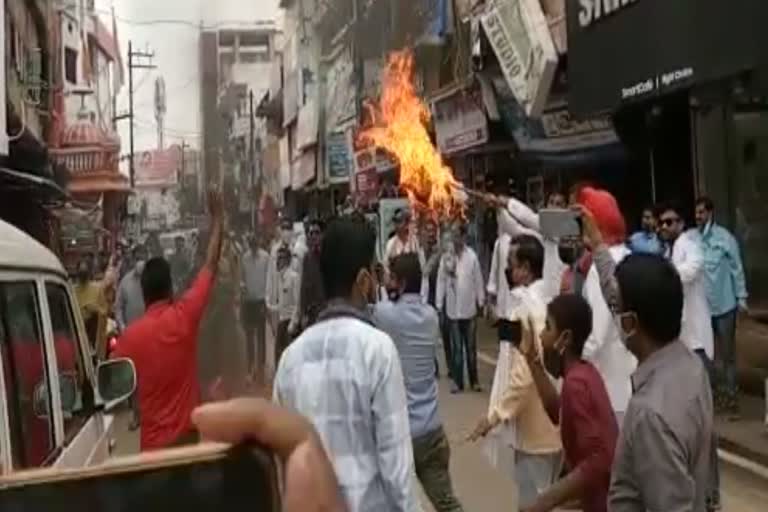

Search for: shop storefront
xmin=567 ymin=0 xmax=768 ymax=320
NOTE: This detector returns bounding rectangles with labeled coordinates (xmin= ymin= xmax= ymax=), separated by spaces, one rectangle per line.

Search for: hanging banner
xmin=291 ymin=149 xmax=316 ymax=191
xmin=431 ymin=84 xmax=489 ymax=155
xmin=279 ymin=136 xmax=291 ymax=190
xmin=135 ymin=146 xmax=181 ymax=188
xmin=480 ymin=0 xmax=558 ymax=118
xmin=325 ymin=45 xmax=357 ymax=131
xmin=296 ymin=98 xmax=319 ymax=150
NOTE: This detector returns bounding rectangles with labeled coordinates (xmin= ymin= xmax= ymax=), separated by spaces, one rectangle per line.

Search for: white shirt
xmin=436 ymin=245 xmax=485 ymax=320
xmin=241 ymin=248 xmax=270 ymax=301
xmin=582 ymin=244 xmax=637 ymax=415
xmin=274 ymin=316 xmax=421 ymax=512
xmin=384 ymin=234 xmax=424 ymax=270
xmin=487 ymin=232 xmax=513 ymax=318
xmin=497 ymin=199 xmax=567 ymax=303
xmin=668 ymin=230 xmax=714 ymax=358
xmin=267 ymin=267 xmax=300 ymax=322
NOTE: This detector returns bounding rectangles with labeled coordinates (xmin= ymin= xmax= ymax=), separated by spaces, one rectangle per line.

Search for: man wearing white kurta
xmin=436 ymin=225 xmax=485 ymax=393
xmin=492 ymin=194 xmax=636 ymax=423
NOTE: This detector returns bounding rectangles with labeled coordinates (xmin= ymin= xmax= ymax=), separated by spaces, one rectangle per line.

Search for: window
xmin=45 ymin=283 xmax=92 ymax=442
xmin=0 ymin=282 xmax=54 ymax=469
xmin=64 ymin=47 xmax=78 ymax=84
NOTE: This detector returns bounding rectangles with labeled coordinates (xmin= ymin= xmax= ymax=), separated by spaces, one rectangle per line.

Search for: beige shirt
xmin=487 ymin=280 xmax=561 ymax=455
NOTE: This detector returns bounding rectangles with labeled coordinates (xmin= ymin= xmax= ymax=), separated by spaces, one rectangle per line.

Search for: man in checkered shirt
xmin=274 ymin=217 xmax=422 ymax=512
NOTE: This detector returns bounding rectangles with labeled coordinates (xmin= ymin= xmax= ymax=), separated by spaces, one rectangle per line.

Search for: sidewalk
xmin=474 ymin=321 xmax=768 ymax=468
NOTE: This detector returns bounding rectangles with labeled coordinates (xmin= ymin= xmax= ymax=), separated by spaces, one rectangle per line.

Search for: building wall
xmin=5 ymin=0 xmax=47 ymax=139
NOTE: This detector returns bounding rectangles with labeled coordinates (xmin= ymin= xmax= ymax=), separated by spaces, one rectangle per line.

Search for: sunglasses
xmin=660 ymin=217 xmax=680 ymax=227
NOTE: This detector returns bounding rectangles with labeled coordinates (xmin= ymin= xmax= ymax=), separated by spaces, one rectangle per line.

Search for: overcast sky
xmin=95 ymin=0 xmax=281 ymax=154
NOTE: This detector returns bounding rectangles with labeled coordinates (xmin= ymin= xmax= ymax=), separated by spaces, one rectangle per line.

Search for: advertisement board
xmin=326 ymin=127 xmax=353 ymax=183
xmin=431 ymin=84 xmax=489 ymax=155
xmin=135 ymin=146 xmax=181 ymax=188
xmin=481 ymin=0 xmax=558 ymax=118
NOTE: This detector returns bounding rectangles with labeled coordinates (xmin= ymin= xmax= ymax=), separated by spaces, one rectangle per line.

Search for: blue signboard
xmin=326 ymin=130 xmax=352 ymax=183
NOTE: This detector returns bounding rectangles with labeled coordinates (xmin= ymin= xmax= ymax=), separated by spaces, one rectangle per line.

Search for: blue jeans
xmin=449 ymin=318 xmax=478 ymax=390
xmin=694 ymin=348 xmax=722 ymax=509
xmin=712 ymin=309 xmax=738 ymax=400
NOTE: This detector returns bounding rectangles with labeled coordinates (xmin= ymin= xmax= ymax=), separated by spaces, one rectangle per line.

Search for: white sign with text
xmin=481 ymin=0 xmax=558 ymax=118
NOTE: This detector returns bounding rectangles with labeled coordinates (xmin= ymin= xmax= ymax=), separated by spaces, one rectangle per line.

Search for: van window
xmin=0 ymin=282 xmax=54 ymax=469
xmin=45 ymin=283 xmax=93 ymax=443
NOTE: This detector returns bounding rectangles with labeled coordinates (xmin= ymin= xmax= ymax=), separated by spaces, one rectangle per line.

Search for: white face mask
xmin=614 ymin=312 xmax=637 ymax=346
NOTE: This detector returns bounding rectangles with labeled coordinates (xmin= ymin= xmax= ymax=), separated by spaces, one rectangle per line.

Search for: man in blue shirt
xmin=694 ymin=197 xmax=749 ymax=416
xmin=628 ymin=206 xmax=663 ymax=255
xmin=375 ymin=253 xmax=464 ymax=512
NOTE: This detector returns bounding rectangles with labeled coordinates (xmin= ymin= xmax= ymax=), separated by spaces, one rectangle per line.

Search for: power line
xmin=93 ymin=8 xmax=278 ymax=30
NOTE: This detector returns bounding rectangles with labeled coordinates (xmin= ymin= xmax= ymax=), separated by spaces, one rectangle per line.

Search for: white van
xmin=0 ymin=220 xmax=135 ymax=475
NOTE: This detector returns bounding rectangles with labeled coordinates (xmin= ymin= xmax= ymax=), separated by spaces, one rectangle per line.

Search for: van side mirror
xmin=97 ymin=358 xmax=136 ymax=412
xmin=33 ymin=375 xmax=78 ymax=419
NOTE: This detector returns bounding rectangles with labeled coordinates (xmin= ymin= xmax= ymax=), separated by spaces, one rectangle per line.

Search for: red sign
xmin=135 ymin=145 xmax=181 ymax=188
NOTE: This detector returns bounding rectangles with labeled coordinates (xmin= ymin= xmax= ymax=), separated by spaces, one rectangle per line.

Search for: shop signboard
xmin=135 ymin=146 xmax=181 ymax=188
xmin=326 ymin=127 xmax=353 ymax=183
xmin=480 ymin=0 xmax=558 ymax=118
xmin=493 ymin=76 xmax=620 ymax=159
xmin=566 ymin=0 xmax=766 ymax=117
xmin=431 ymin=84 xmax=489 ymax=155
xmin=296 ymin=98 xmax=319 ymax=150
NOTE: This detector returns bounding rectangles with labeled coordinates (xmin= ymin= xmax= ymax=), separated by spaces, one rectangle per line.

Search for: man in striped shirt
xmin=273 ymin=217 xmax=421 ymax=512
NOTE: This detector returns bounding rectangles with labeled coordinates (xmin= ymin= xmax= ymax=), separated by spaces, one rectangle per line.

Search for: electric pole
xmin=249 ymin=90 xmax=256 ymax=230
xmin=126 ymin=41 xmax=156 ymax=188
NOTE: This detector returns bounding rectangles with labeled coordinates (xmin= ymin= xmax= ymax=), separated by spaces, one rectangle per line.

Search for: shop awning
xmin=0 ymin=166 xmax=68 ymax=200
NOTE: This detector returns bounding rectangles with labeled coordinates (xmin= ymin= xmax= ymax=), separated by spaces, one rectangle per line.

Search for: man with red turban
xmin=575 ymin=187 xmax=637 ymax=425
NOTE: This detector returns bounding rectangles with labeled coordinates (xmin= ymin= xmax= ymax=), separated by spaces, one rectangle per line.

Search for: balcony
xmin=50 ymin=145 xmax=119 ymax=176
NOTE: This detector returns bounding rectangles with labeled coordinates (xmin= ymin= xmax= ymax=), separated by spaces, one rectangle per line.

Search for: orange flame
xmin=358 ymin=50 xmax=461 ymax=217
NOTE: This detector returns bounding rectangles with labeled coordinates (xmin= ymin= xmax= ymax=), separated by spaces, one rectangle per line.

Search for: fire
xmin=358 ymin=50 xmax=461 ymax=217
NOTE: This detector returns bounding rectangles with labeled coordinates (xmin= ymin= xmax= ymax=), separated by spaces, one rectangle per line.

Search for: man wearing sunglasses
xmin=657 ymin=201 xmax=721 ymax=511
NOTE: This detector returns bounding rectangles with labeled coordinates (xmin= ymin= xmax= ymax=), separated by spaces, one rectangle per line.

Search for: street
xmin=111 ymin=346 xmax=768 ymax=511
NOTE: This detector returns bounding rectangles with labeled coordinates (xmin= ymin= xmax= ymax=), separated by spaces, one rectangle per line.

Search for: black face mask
xmin=542 ymin=345 xmax=564 ymax=378
xmin=504 ymin=267 xmax=515 ymax=288
xmin=558 ymin=244 xmax=581 ymax=266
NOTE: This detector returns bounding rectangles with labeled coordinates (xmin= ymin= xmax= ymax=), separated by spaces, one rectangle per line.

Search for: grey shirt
xmin=609 ymin=341 xmax=714 ymax=512
xmin=241 ymin=248 xmax=269 ymax=301
xmin=114 ymin=269 xmax=145 ymax=330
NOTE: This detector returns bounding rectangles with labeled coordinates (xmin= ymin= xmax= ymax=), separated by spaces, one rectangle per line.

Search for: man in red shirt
xmin=114 ymin=190 xmax=223 ymax=451
xmin=520 ymin=294 xmax=618 ymax=512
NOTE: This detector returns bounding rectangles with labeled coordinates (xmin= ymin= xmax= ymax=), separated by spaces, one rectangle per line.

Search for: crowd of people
xmin=70 ymin=178 xmax=749 ymax=512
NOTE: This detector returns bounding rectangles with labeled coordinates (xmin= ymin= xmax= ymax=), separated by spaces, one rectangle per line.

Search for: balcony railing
xmin=50 ymin=145 xmax=119 ymax=176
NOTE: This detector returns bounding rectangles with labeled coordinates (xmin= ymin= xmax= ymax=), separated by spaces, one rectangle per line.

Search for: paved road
xmin=111 ymin=352 xmax=768 ymax=511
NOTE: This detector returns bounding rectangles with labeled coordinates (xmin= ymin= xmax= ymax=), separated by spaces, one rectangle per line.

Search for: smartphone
xmin=0 ymin=442 xmax=280 ymax=512
xmin=539 ymin=209 xmax=581 ymax=239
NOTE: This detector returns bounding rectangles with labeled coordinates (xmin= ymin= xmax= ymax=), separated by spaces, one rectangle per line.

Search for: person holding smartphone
xmin=468 ymin=235 xmax=561 ymax=510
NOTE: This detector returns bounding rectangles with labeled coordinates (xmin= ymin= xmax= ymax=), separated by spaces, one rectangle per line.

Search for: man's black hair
xmin=696 ymin=196 xmax=715 ymax=212
xmin=547 ymin=294 xmax=593 ymax=357
xmin=320 ymin=217 xmax=377 ymax=300
xmin=141 ymin=257 xmax=173 ymax=306
xmin=657 ymin=201 xmax=685 ymax=219
xmin=642 ymin=204 xmax=657 ymax=215
xmin=390 ymin=253 xmax=422 ymax=294
xmin=615 ymin=253 xmax=683 ymax=345
xmin=132 ymin=244 xmax=147 ymax=257
xmin=280 ymin=218 xmax=293 ymax=229
xmin=510 ymin=234 xmax=544 ymax=280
